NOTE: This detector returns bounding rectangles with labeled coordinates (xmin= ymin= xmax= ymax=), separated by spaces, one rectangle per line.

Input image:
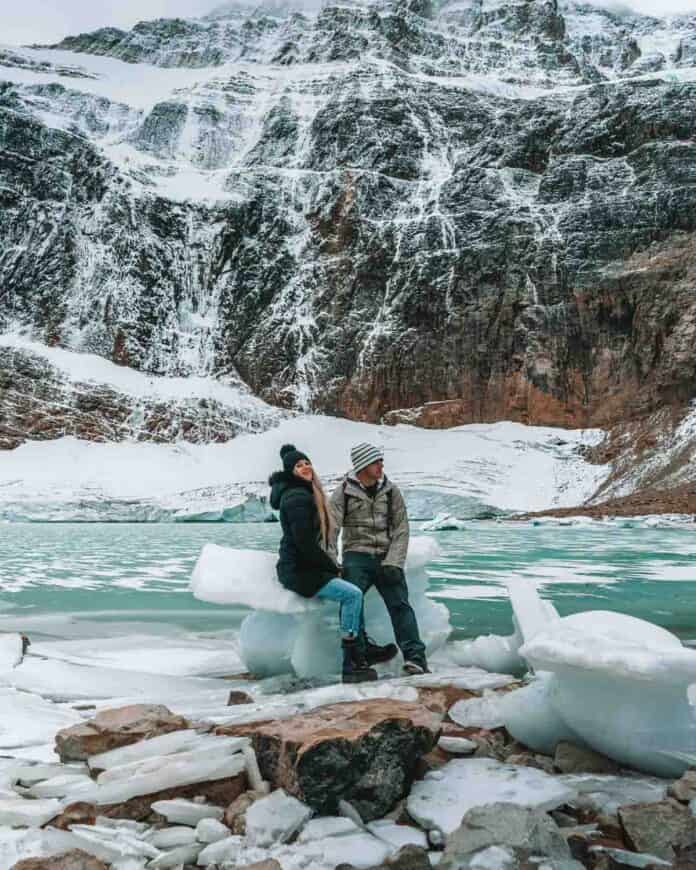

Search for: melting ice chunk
xmin=150 ymin=799 xmax=224 ymax=825
xmin=245 ymin=789 xmax=313 ymax=847
xmin=407 ymin=758 xmax=576 ymax=835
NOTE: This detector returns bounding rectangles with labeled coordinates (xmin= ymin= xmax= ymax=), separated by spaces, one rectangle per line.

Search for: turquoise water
xmin=1 ymin=521 xmax=696 ymax=641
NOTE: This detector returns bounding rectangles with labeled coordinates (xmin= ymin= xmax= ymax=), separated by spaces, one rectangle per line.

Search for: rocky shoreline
xmin=3 ymin=668 xmax=696 ymax=870
xmin=517 ymin=482 xmax=696 ymax=521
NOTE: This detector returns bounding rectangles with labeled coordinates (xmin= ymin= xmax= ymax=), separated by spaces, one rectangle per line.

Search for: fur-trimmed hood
xmin=268 ymin=469 xmax=311 ymax=510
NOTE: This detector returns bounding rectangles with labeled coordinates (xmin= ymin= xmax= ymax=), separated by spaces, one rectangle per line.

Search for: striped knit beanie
xmin=351 ymin=442 xmax=384 ymax=474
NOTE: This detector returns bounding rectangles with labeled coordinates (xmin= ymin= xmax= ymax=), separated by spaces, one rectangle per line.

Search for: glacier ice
xmin=437 ymin=736 xmax=477 ymax=755
xmin=196 ymin=817 xmax=231 ymax=843
xmin=366 ymin=820 xmax=429 ymax=850
xmin=0 ymin=797 xmax=62 ymax=827
xmin=449 ymin=690 xmax=506 ymax=729
xmin=192 ymin=537 xmax=451 ymax=678
xmin=407 ymin=758 xmax=576 ymax=835
xmin=149 ymin=843 xmax=202 ymax=868
xmin=149 ymin=826 xmax=198 ymax=848
xmin=473 ymin=582 xmax=696 ymax=777
xmin=150 ymin=798 xmax=224 ymax=825
xmin=89 ymin=729 xmax=204 ymax=770
xmin=0 ymin=634 xmax=25 ymax=673
xmin=421 ymin=513 xmax=468 ymax=531
xmin=245 ymin=789 xmax=313 ymax=847
xmin=68 ymin=752 xmax=245 ymax=805
xmin=297 ymin=816 xmax=360 ymax=842
xmin=196 ymin=835 xmax=243 ymax=866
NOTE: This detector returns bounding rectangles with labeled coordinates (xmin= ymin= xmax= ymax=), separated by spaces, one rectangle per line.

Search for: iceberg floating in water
xmin=483 ymin=583 xmax=696 ymax=777
xmin=421 ymin=513 xmax=468 ymax=531
xmin=191 ymin=537 xmax=450 ymax=678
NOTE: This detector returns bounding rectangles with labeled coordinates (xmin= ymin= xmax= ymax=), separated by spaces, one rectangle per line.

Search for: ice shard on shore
xmin=487 ymin=583 xmax=696 ymax=777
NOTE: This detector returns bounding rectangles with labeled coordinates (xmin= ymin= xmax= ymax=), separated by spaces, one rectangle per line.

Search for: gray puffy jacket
xmin=329 ymin=474 xmax=409 ymax=568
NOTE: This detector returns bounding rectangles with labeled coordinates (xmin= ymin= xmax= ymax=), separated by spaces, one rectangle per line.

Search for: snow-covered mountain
xmin=1 ymin=0 xmax=696 ymax=508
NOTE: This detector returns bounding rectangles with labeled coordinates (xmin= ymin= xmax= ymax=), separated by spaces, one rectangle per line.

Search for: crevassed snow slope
xmin=0 ymin=415 xmax=606 ymax=516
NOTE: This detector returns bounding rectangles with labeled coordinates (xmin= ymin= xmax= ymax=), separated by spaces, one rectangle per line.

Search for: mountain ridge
xmin=1 ymin=0 xmax=696 ymax=506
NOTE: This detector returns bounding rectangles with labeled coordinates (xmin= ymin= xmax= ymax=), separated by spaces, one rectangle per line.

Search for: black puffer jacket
xmin=269 ymin=470 xmax=339 ymax=597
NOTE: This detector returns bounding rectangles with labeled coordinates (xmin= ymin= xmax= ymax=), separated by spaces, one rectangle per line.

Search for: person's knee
xmin=346 ymin=585 xmax=363 ymax=605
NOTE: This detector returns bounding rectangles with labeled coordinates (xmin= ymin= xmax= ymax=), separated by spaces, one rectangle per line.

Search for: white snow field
xmin=0 ymin=397 xmax=607 ymax=521
xmin=191 ymin=537 xmax=451 ymax=677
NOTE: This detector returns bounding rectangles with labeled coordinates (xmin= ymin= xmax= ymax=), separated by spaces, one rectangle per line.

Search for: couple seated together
xmin=269 ymin=442 xmax=429 ymax=683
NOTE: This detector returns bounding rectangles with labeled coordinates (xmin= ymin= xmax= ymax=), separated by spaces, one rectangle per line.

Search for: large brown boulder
xmin=12 ymin=850 xmax=108 ymax=870
xmin=55 ymin=704 xmax=189 ymax=762
xmin=218 ymin=699 xmax=441 ymax=821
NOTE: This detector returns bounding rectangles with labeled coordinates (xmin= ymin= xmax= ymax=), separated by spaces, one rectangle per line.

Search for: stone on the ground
xmin=408 ymin=759 xmax=576 ymax=835
xmin=46 ymin=802 xmax=97 ymax=830
xmin=298 ymin=816 xmax=360 ymax=842
xmin=0 ymin=797 xmax=63 ymax=826
xmin=56 ymin=705 xmax=189 ymax=762
xmin=148 ymin=842 xmax=202 ymax=868
xmin=670 ymin=770 xmax=696 ymax=802
xmin=437 ymin=737 xmax=477 ymax=756
xmin=196 ymin=834 xmax=243 ymax=866
xmin=237 ymin=861 xmax=282 ymax=870
xmin=224 ymin=790 xmax=262 ymax=834
xmin=438 ymin=803 xmax=572 ymax=869
xmin=589 ymin=846 xmax=672 ymax=868
xmin=219 ymin=699 xmax=441 ymax=821
xmin=448 ymin=693 xmax=505 ymax=730
xmin=150 ymin=798 xmax=224 ymax=825
xmin=11 ymin=850 xmax=108 ymax=870
xmin=506 ymin=752 xmax=555 ymax=774
xmin=559 ymin=774 xmax=668 ymax=816
xmin=149 ymin=825 xmax=198 ymax=848
xmin=359 ymin=844 xmax=433 ymax=869
xmin=245 ymin=788 xmax=313 ymax=847
xmin=196 ymin=816 xmax=230 ymax=843
xmin=367 ymin=820 xmax=429 ymax=850
xmin=228 ymin=690 xmax=254 ymax=705
xmin=554 ymin=742 xmax=620 ymax=775
xmin=618 ymin=799 xmax=696 ymax=860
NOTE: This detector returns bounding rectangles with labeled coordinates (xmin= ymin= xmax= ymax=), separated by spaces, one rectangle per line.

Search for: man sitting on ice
xmin=330 ymin=443 xmax=429 ymax=675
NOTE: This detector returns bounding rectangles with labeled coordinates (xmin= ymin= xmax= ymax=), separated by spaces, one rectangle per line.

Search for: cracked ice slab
xmin=66 ymin=752 xmax=245 ymax=805
xmin=407 ymin=758 xmax=577 ymax=835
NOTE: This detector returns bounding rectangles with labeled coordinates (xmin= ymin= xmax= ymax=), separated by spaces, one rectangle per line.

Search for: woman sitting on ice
xmin=269 ymin=444 xmax=378 ymax=684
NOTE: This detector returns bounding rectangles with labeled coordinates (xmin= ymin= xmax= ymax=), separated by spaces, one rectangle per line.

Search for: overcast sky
xmin=1 ymin=0 xmax=695 ymax=46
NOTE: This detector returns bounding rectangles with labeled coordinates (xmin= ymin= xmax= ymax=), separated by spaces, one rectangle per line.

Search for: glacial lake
xmin=1 ymin=520 xmax=696 ymax=645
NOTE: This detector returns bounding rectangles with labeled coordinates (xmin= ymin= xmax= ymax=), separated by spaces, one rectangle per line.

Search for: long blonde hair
xmin=311 ymin=471 xmax=334 ymax=549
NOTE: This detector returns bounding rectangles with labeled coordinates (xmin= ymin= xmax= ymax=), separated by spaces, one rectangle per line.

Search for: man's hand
xmin=381 ymin=564 xmax=405 ymax=585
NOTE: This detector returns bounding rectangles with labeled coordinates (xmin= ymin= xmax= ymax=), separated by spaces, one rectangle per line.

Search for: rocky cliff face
xmin=2 ymin=0 xmax=696 ymax=446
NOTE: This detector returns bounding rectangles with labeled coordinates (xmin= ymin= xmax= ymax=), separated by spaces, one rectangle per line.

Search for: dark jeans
xmin=342 ymin=551 xmax=426 ymax=663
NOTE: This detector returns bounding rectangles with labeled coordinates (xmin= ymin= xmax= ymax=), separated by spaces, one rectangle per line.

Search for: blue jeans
xmin=343 ymin=552 xmax=426 ymax=662
xmin=315 ymin=577 xmax=363 ymax=637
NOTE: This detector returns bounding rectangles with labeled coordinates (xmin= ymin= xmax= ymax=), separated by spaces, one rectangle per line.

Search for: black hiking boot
xmin=402 ymin=658 xmax=431 ymax=676
xmin=342 ymin=637 xmax=378 ymax=684
xmin=365 ymin=637 xmax=398 ymax=665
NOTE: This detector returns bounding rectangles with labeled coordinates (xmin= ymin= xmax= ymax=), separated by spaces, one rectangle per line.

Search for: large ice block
xmin=190 ymin=537 xmax=450 ymax=678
